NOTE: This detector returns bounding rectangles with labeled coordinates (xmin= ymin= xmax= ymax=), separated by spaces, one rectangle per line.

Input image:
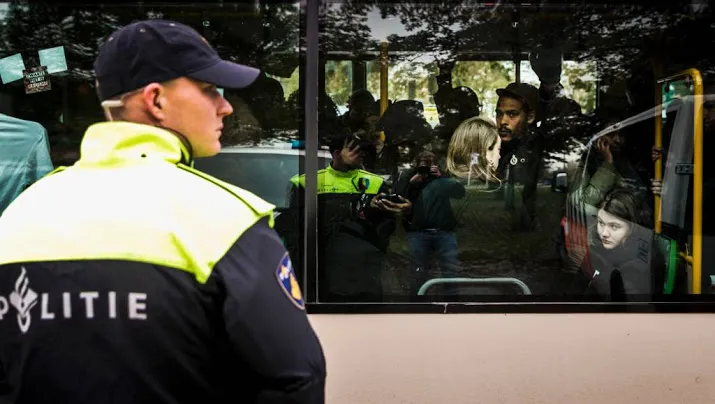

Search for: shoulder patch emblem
xmin=358 ymin=177 xmax=370 ymax=191
xmin=276 ymin=253 xmax=304 ymax=310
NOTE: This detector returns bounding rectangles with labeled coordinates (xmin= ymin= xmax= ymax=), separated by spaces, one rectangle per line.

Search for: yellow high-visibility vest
xmin=0 ymin=122 xmax=274 ymax=284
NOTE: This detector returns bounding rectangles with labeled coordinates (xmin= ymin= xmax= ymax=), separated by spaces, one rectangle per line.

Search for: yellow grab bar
xmin=658 ymin=68 xmax=703 ymax=293
xmin=379 ymin=42 xmax=389 ymax=142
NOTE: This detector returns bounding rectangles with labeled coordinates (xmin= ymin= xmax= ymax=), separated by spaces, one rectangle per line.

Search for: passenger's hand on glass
xmin=651 ymin=178 xmax=663 ymax=196
xmin=652 ymin=146 xmax=664 ymax=162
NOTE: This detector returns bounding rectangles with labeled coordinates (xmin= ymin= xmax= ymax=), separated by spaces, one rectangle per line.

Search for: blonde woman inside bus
xmin=446 ymin=116 xmax=502 ymax=184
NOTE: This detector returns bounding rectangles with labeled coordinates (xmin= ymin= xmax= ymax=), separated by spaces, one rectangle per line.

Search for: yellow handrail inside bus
xmin=379 ymin=41 xmax=389 ymax=142
xmin=657 ymin=68 xmax=703 ymax=294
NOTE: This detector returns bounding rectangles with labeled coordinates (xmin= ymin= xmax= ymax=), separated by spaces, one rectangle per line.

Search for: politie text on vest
xmin=0 ymin=267 xmax=148 ymax=334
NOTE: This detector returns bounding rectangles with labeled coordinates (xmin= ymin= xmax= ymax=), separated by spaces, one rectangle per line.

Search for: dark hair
xmin=349 ymin=89 xmax=375 ymax=107
xmin=414 ymin=150 xmax=436 ymax=164
xmin=598 ymin=188 xmax=652 ymax=228
xmin=327 ymin=132 xmax=355 ymax=154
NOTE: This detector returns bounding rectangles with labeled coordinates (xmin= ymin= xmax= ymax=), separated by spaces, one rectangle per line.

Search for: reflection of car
xmin=194 ymin=144 xmax=332 ymax=210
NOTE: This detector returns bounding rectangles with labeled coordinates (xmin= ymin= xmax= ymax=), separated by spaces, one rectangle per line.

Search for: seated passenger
xmin=587 ymin=188 xmax=664 ymax=300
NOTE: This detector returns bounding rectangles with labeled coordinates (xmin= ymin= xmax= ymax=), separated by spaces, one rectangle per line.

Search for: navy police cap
xmin=94 ymin=19 xmax=260 ymax=101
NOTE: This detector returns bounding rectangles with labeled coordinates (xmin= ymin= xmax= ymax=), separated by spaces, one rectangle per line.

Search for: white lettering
xmin=0 ymin=296 xmax=7 ymax=320
xmin=128 ymin=293 xmax=147 ymax=320
xmin=41 ymin=293 xmax=54 ymax=319
xmin=108 ymin=292 xmax=116 ymax=319
xmin=1 ymin=291 xmax=148 ymax=323
xmin=26 ymin=71 xmax=46 ymax=79
xmin=80 ymin=292 xmax=99 ymax=319
xmin=62 ymin=292 xmax=71 ymax=318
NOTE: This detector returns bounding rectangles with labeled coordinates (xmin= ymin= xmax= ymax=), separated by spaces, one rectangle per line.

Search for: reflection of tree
xmin=208 ymin=3 xmax=300 ymax=77
xmin=377 ymin=3 xmax=514 ymax=62
xmin=561 ymin=63 xmax=596 ymax=114
xmin=0 ymin=1 xmax=304 ymax=153
xmin=370 ymin=60 xmax=436 ymax=104
xmin=324 ymin=60 xmax=352 ymax=106
xmin=0 ymin=2 xmax=126 ymax=158
xmin=319 ymin=2 xmax=376 ymax=56
xmin=319 ymin=2 xmax=715 ymax=171
xmin=452 ymin=61 xmax=513 ymax=117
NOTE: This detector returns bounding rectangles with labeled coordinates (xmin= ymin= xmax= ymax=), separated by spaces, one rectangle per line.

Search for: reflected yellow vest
xmin=290 ymin=165 xmax=384 ymax=194
xmin=0 ymin=122 xmax=274 ymax=284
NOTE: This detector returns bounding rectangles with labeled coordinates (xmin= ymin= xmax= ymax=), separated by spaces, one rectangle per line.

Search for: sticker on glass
xmin=38 ymin=46 xmax=68 ymax=74
xmin=23 ymin=66 xmax=51 ymax=94
xmin=0 ymin=53 xmax=26 ymax=84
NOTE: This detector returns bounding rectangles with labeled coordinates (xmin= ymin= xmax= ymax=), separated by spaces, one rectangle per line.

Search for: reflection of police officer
xmin=289 ymin=133 xmax=411 ymax=301
xmin=0 ymin=20 xmax=325 ymax=403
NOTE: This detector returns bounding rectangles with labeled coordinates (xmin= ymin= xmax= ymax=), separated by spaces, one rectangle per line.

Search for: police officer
xmin=0 ymin=20 xmax=325 ymax=403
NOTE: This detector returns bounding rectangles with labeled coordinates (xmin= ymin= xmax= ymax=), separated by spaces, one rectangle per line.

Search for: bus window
xmin=325 ymin=60 xmax=354 ymax=114
xmin=312 ymin=1 xmax=707 ymax=303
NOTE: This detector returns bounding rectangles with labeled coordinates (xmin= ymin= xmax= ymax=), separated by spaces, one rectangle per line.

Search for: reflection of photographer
xmin=394 ymin=151 xmax=466 ymax=296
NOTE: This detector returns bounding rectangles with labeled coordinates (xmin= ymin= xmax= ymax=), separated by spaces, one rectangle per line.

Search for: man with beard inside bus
xmin=495 ymin=82 xmax=543 ymax=231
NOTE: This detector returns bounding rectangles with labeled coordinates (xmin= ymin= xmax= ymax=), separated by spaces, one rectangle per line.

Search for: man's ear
xmin=527 ymin=110 xmax=536 ymax=125
xmin=141 ymin=83 xmax=166 ymax=122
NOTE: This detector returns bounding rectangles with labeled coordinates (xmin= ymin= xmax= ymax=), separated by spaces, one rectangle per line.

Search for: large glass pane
xmin=312 ymin=1 xmax=714 ymax=303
